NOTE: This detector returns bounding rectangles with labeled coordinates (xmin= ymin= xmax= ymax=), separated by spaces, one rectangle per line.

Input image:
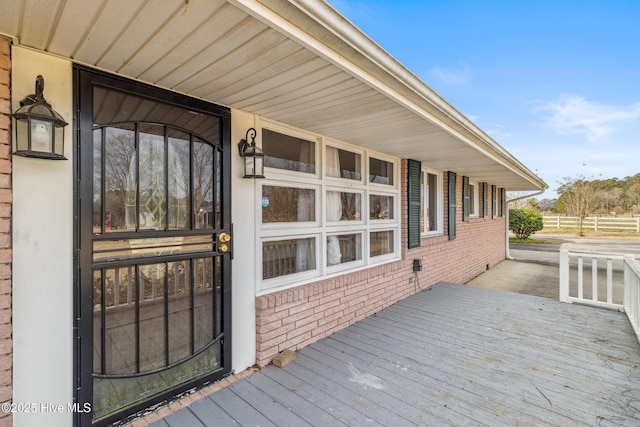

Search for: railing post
xmin=594 ymin=216 xmax=598 ymax=231
xmin=559 ymin=250 xmax=570 ymax=303
xmin=557 ymin=216 xmax=561 ymax=229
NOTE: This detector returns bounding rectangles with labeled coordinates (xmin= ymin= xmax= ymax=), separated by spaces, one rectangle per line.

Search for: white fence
xmin=560 ymin=250 xmax=640 ymax=343
xmin=543 ymin=215 xmax=640 ymax=232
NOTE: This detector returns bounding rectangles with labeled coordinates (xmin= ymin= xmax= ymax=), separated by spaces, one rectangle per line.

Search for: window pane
xmin=262 ymin=238 xmax=316 ymax=279
xmin=168 ymin=129 xmax=191 ymax=230
xmin=369 ymin=158 xmax=394 ymax=185
xmin=93 ymin=129 xmax=103 ymax=234
xmin=370 ymin=230 xmax=394 ymax=257
xmin=427 ymin=173 xmax=438 ymax=232
xmin=370 ymin=194 xmax=394 ymax=220
xmin=193 ymin=139 xmax=214 ymax=229
xmin=470 ymin=184 xmax=476 ymax=215
xmin=103 ymin=267 xmax=137 ymax=375
xmin=167 ymin=260 xmax=191 ymax=364
xmin=326 ymin=146 xmax=361 ymax=180
xmin=139 ymin=263 xmax=166 ymax=373
xmin=263 ymin=129 xmax=315 ymax=173
xmin=105 ymin=125 xmax=136 ymax=232
xmin=262 ymin=186 xmax=315 ymax=223
xmin=327 ymin=191 xmax=361 ymax=222
xmin=139 ymin=124 xmax=166 ymax=231
xmin=327 ymin=233 xmax=362 ymax=266
xmin=194 ymin=258 xmax=214 ymax=351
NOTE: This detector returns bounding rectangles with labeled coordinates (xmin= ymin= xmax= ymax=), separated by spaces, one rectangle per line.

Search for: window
xmin=326 ymin=145 xmax=362 ymax=181
xmin=257 ymin=122 xmax=400 ymax=292
xmin=469 ymin=182 xmax=478 ymax=217
xmin=421 ymin=168 xmax=442 ymax=235
xmin=262 ymin=185 xmax=316 ymax=223
xmin=263 ymin=128 xmax=316 ymax=174
xmin=369 ymin=157 xmax=394 ymax=185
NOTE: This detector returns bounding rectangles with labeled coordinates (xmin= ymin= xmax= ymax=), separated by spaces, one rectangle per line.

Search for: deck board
xmin=159 ymin=282 xmax=640 ymax=426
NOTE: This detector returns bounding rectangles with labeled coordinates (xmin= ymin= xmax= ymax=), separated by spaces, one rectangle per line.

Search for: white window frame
xmin=256 ymin=120 xmax=400 ymax=295
xmin=421 ymin=166 xmax=444 ymax=237
xmin=469 ymin=181 xmax=479 ymax=218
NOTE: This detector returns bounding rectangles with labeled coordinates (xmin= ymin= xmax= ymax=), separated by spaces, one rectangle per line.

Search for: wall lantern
xmin=12 ymin=75 xmax=68 ymax=160
xmin=237 ymin=127 xmax=265 ymax=179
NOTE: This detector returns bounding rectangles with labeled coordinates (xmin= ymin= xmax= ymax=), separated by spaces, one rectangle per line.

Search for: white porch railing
xmin=623 ymin=255 xmax=640 ymax=343
xmin=560 ymin=250 xmax=640 ymax=342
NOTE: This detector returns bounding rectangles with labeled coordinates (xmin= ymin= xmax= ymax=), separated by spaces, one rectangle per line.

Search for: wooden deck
xmin=151 ymin=282 xmax=640 ymax=426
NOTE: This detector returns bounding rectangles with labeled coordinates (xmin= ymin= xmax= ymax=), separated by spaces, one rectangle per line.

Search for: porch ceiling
xmin=1 ymin=0 xmax=546 ymax=191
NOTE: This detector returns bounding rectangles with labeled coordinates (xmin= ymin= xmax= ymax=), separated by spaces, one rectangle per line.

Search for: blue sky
xmin=326 ymin=0 xmax=640 ymax=199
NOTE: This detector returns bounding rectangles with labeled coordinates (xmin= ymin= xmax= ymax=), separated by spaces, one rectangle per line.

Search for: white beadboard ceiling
xmin=0 ymin=0 xmax=546 ymax=191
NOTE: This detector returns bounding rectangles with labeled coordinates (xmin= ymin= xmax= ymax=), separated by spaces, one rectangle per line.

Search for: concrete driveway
xmin=466 ymin=236 xmax=640 ymax=300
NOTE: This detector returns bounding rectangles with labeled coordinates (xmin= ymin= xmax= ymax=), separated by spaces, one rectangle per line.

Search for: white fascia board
xmin=228 ymin=0 xmax=546 ymax=190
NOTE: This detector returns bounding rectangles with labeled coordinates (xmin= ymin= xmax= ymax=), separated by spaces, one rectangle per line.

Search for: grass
xmin=536 ymin=227 xmax=640 ymax=240
xmin=509 ymin=236 xmax=560 ymax=244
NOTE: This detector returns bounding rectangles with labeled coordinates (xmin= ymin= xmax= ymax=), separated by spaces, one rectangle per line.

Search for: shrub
xmin=509 ymin=208 xmax=543 ymax=239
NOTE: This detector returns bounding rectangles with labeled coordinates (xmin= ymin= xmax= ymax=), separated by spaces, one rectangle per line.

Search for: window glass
xmin=470 ymin=183 xmax=477 ymax=216
xmin=370 ymin=194 xmax=394 ymax=220
xmin=326 ymin=146 xmax=361 ymax=180
xmin=327 ymin=233 xmax=362 ymax=266
xmin=327 ymin=191 xmax=362 ymax=222
xmin=263 ymin=238 xmax=316 ymax=279
xmin=421 ymin=171 xmax=439 ymax=233
xmin=263 ymin=129 xmax=315 ymax=173
xmin=262 ymin=186 xmax=315 ymax=223
xmin=370 ymin=230 xmax=394 ymax=257
xmin=369 ymin=157 xmax=394 ymax=185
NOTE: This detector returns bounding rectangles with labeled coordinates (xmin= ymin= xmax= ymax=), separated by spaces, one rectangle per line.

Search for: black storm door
xmin=74 ymin=68 xmax=232 ymax=426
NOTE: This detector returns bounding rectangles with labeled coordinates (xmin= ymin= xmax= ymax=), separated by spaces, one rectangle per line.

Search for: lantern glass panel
xmin=16 ymin=119 xmax=29 ymax=152
xmin=54 ymin=125 xmax=65 ymax=156
xmin=244 ymin=155 xmax=255 ymax=177
xmin=31 ymin=119 xmax=53 ymax=153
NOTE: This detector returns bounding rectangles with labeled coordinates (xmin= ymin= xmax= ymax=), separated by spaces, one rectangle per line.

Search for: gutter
xmin=505 ymin=189 xmax=546 ymax=260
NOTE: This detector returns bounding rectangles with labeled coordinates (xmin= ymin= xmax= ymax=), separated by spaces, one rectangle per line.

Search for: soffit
xmin=0 ymin=0 xmax=546 ymax=191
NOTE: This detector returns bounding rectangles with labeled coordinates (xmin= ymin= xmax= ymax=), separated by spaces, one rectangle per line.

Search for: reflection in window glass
xmin=426 ymin=172 xmax=438 ymax=231
xmin=139 ymin=124 xmax=166 ymax=230
xmin=327 ymin=233 xmax=362 ymax=266
xmin=326 ymin=146 xmax=361 ymax=180
xmin=327 ymin=191 xmax=361 ymax=222
xmin=93 ymin=129 xmax=102 ymax=234
xmin=168 ymin=129 xmax=191 ymax=230
xmin=370 ymin=195 xmax=394 ymax=220
xmin=105 ymin=125 xmax=136 ymax=232
xmin=370 ymin=230 xmax=394 ymax=257
xmin=263 ymin=238 xmax=316 ymax=279
xmin=262 ymin=186 xmax=315 ymax=223
xmin=193 ymin=139 xmax=214 ymax=229
xmin=263 ymin=129 xmax=315 ymax=173
xmin=369 ymin=158 xmax=394 ymax=185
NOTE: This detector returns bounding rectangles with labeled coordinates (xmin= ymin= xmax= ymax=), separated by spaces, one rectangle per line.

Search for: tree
xmin=556 ymin=175 xmax=603 ymax=236
xmin=509 ymin=209 xmax=543 ymax=239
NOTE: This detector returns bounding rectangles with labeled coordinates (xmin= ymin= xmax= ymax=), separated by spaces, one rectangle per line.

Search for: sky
xmin=326 ymin=0 xmax=640 ymax=200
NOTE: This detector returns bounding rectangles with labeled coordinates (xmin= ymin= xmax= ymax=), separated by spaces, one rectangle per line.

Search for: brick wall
xmin=255 ymin=159 xmax=506 ymax=366
xmin=0 ymin=35 xmax=12 ymax=427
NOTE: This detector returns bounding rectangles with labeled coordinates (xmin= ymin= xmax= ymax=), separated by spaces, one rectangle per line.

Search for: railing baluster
xmin=578 ymin=257 xmax=583 ymax=299
xmin=592 ymin=258 xmax=598 ymax=302
xmin=607 ymin=259 xmax=613 ymax=304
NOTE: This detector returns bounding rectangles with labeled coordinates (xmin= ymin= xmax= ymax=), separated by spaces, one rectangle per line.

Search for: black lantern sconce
xmin=12 ymin=75 xmax=68 ymax=160
xmin=237 ymin=127 xmax=265 ymax=179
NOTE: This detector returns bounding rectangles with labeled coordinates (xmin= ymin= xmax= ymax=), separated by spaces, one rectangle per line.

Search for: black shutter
xmin=448 ymin=171 xmax=457 ymax=240
xmin=491 ymin=185 xmax=497 ymax=219
xmin=462 ymin=176 xmax=470 ymax=222
xmin=407 ymin=159 xmax=421 ymax=249
xmin=482 ymin=182 xmax=488 ymax=218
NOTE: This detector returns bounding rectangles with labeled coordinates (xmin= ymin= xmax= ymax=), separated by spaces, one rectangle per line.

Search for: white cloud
xmin=429 ymin=62 xmax=471 ymax=85
xmin=533 ymin=96 xmax=640 ymax=141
